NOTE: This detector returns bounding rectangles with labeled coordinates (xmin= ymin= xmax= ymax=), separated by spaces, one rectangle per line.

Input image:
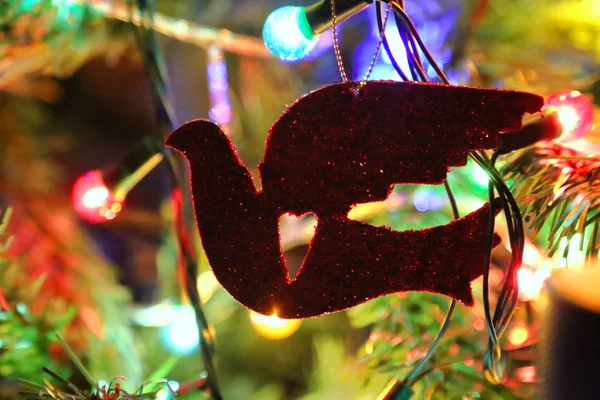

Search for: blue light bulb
xmin=263 ymin=6 xmax=318 ymax=62
xmin=160 ymin=306 xmax=199 ymax=355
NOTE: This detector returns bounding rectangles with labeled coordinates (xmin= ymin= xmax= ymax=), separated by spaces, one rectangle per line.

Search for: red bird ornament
xmin=166 ymin=80 xmax=543 ymax=319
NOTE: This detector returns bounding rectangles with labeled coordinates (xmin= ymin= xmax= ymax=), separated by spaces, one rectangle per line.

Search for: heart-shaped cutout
xmin=279 ymin=213 xmax=317 ymax=282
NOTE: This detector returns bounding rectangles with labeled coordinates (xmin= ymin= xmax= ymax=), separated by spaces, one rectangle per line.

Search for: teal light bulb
xmin=263 ymin=6 xmax=318 ymax=62
xmin=160 ymin=306 xmax=199 ymax=355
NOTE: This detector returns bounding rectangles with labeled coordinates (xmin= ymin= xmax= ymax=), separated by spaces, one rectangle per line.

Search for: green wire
xmin=385 ymin=1 xmax=525 ymax=390
xmin=385 ymin=2 xmax=462 ymax=390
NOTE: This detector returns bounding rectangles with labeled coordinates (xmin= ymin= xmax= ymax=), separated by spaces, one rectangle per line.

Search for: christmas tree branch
xmin=502 ymin=143 xmax=600 ymax=263
xmin=18 ymin=336 xmax=179 ymax=399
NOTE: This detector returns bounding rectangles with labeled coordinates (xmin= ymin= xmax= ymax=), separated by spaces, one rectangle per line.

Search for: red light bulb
xmin=72 ymin=170 xmax=123 ymax=223
xmin=545 ymin=90 xmax=594 ymax=142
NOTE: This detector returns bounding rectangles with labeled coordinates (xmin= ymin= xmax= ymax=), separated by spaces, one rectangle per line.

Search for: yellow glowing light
xmin=348 ymin=200 xmax=388 ymax=220
xmin=518 ymin=269 xmax=536 ymax=301
xmin=82 ymin=187 xmax=109 ymax=208
xmin=556 ymin=106 xmax=579 ymax=137
xmin=522 ymin=243 xmax=541 ymax=266
xmin=249 ymin=310 xmax=301 ymax=340
xmin=509 ymin=326 xmax=529 ymax=346
xmin=518 ymin=266 xmax=552 ymax=302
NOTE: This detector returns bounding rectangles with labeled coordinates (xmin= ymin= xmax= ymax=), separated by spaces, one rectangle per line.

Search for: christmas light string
xmin=72 ymin=139 xmax=165 ymax=223
xmin=127 ymin=1 xmax=222 ymax=398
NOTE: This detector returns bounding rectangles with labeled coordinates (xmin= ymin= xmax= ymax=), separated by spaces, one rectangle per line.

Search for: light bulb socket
xmin=305 ymin=0 xmax=373 ymax=35
xmin=498 ymin=108 xmax=562 ymax=154
xmin=102 ymin=137 xmax=165 ymax=202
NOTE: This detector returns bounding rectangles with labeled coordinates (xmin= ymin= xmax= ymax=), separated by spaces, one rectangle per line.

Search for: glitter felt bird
xmin=166 ymin=80 xmax=543 ymax=319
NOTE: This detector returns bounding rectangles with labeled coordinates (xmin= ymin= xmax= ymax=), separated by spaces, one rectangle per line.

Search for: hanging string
xmin=331 ymin=0 xmax=348 ymax=83
xmin=331 ymin=0 xmax=391 ymax=88
xmin=128 ymin=1 xmax=223 ymax=399
xmin=376 ymin=0 xmax=523 ymax=396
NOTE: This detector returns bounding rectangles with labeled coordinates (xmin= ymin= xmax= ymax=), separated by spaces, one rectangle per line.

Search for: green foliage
xmin=347 ymin=292 xmax=537 ymax=399
xmin=468 ymin=0 xmax=598 ymax=95
xmin=0 ymin=0 xmax=130 ymax=89
xmin=502 ymin=145 xmax=600 ymax=263
xmin=16 ymin=333 xmax=180 ymax=399
xmin=18 ymin=368 xmax=179 ymax=399
xmin=0 ymin=209 xmax=73 ymax=383
xmin=476 ymin=0 xmax=600 ymax=62
xmin=298 ymin=336 xmax=387 ymax=400
xmin=0 ymin=305 xmax=74 ymax=382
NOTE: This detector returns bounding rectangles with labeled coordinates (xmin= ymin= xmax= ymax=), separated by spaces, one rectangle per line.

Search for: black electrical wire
xmin=376 ymin=2 xmax=409 ymax=81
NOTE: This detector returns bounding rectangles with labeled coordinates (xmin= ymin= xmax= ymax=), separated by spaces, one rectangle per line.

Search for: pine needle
xmin=54 ymin=333 xmax=97 ymax=388
xmin=502 ymin=142 xmax=600 ymax=262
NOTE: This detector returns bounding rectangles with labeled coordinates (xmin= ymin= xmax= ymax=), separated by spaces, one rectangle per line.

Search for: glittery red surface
xmin=166 ymin=80 xmax=543 ymax=319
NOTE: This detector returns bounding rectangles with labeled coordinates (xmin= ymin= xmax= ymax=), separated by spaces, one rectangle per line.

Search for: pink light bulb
xmin=545 ymin=90 xmax=594 ymax=142
xmin=72 ymin=170 xmax=123 ymax=223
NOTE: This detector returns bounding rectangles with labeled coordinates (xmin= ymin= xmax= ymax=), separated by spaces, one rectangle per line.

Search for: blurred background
xmin=0 ymin=0 xmax=599 ymax=399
